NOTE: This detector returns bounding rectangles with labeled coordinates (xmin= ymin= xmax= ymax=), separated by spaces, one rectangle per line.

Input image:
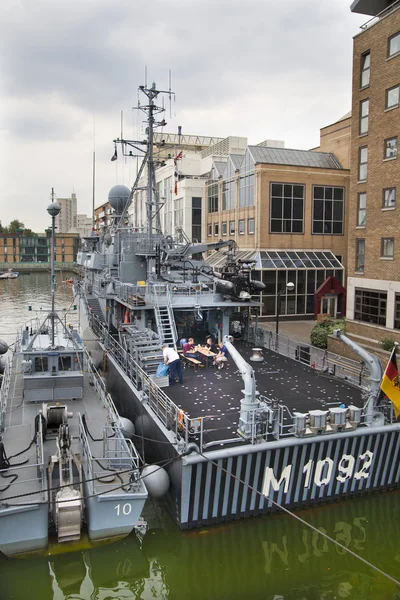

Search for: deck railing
xmin=86 ymin=307 xmax=205 ymax=450
xmin=249 ymin=326 xmax=370 ymax=389
xmin=79 ymin=417 xmax=141 ymax=495
xmin=0 ymin=353 xmax=12 ymax=432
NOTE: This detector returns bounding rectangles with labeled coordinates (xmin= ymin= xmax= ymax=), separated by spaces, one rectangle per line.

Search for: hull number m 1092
xmin=262 ymin=451 xmax=374 ymax=496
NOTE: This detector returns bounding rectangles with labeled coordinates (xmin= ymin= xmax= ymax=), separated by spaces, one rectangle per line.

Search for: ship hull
xmin=85 ymin=486 xmax=148 ymax=541
xmin=0 ymin=504 xmax=48 ymax=556
xmin=103 ymin=347 xmax=400 ymax=529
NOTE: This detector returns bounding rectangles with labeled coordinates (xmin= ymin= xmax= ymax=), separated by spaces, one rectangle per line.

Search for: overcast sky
xmin=0 ymin=0 xmax=366 ymax=232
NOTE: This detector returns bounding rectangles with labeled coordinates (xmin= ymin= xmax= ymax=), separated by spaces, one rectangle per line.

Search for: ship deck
xmin=0 ymin=355 xmax=136 ymax=508
xmin=166 ymin=342 xmax=363 ymax=447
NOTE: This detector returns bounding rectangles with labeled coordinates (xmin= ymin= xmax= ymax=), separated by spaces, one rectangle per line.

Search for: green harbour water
xmin=0 ymin=273 xmax=399 ymax=600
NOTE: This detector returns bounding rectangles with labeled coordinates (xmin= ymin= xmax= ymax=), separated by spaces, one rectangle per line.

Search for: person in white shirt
xmin=162 ymin=345 xmax=183 ymax=385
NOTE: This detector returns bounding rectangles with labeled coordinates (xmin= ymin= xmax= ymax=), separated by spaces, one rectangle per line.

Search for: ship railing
xmin=88 ymin=312 xmax=206 ymax=449
xmin=114 ymin=281 xmax=148 ymax=306
xmin=84 ymin=352 xmax=121 ymax=425
xmin=78 ymin=417 xmax=140 ymax=495
xmin=147 ymin=281 xmax=217 ymax=301
xmin=0 ymin=352 xmax=12 ymax=432
xmin=0 ymin=416 xmax=46 ymax=498
xmin=92 ymin=274 xmax=108 ymax=298
xmin=249 ymin=326 xmax=370 ymax=389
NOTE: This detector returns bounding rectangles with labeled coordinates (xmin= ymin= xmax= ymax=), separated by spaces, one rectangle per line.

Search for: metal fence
xmin=249 ymin=326 xmax=370 ymax=389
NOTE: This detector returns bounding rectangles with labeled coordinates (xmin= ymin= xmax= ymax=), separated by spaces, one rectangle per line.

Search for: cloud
xmin=0 ymin=0 xmax=365 ymax=230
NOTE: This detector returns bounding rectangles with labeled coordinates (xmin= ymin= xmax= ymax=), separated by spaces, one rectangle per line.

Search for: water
xmin=1 ymin=273 xmax=400 ymax=600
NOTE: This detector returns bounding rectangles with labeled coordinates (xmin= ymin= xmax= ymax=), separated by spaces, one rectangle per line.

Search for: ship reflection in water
xmin=1 ymin=492 xmax=400 ymax=600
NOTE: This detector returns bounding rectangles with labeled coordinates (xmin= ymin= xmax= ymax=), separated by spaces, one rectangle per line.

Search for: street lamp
xmin=276 ymin=281 xmax=295 ymax=338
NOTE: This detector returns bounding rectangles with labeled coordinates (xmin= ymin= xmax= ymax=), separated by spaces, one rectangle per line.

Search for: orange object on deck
xmin=123 ymin=310 xmax=130 ymax=323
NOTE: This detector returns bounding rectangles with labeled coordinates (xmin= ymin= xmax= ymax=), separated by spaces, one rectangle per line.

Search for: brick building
xmin=0 ymin=232 xmax=79 ymax=266
xmin=204 ymin=145 xmax=350 ymax=318
xmin=346 ymin=0 xmax=400 ymax=341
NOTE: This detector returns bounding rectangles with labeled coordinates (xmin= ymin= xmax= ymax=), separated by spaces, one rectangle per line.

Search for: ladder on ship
xmin=153 ymin=286 xmax=178 ymax=352
xmin=87 ymin=298 xmax=106 ymax=324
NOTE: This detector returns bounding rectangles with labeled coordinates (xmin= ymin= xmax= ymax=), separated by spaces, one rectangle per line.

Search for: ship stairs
xmin=153 ymin=286 xmax=178 ymax=352
xmin=86 ymin=298 xmax=105 ymax=324
xmin=119 ymin=327 xmax=164 ymax=376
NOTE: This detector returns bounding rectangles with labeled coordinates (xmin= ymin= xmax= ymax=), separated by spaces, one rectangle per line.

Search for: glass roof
xmin=205 ymin=250 xmax=344 ymax=270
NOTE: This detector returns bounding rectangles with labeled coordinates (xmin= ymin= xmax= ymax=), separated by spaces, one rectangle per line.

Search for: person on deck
xmin=205 ymin=337 xmax=217 ymax=353
xmin=183 ymin=338 xmax=198 ymax=359
xmin=213 ymin=342 xmax=228 ymax=369
xmin=162 ymin=345 xmax=183 ymax=385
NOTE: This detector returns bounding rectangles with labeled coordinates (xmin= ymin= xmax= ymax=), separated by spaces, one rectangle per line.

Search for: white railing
xmin=87 ymin=310 xmax=206 ymax=450
xmin=79 ymin=417 xmax=141 ymax=495
xmin=360 ymin=0 xmax=400 ymax=30
xmin=0 ymin=353 xmax=12 ymax=432
xmin=249 ymin=326 xmax=370 ymax=389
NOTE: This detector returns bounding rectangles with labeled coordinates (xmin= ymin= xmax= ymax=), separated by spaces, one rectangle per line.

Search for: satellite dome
xmin=108 ymin=185 xmax=131 ymax=213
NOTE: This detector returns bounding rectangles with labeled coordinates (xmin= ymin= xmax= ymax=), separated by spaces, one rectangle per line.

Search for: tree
xmin=23 ymin=228 xmax=36 ymax=237
xmin=8 ymin=219 xmax=25 ymax=233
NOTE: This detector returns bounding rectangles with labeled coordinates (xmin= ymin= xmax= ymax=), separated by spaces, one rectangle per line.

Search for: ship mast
xmin=112 ymin=80 xmax=173 ymax=278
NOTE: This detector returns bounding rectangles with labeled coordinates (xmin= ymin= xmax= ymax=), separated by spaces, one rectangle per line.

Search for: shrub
xmin=381 ymin=337 xmax=396 ymax=352
xmin=310 ymin=318 xmax=346 ymax=349
xmin=310 ymin=325 xmax=329 ymax=349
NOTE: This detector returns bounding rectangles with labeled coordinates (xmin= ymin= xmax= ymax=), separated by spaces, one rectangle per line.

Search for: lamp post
xmin=47 ymin=190 xmax=61 ymax=348
xmin=275 ymin=281 xmax=295 ymax=340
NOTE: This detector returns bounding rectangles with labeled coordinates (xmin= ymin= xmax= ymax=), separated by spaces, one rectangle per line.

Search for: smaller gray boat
xmin=0 ymin=198 xmax=148 ymax=557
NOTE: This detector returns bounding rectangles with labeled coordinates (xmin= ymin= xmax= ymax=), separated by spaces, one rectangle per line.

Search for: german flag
xmin=380 ymin=348 xmax=400 ymax=418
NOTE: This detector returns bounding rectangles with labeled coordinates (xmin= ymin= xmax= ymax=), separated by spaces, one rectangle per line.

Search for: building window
xmin=238 ymin=219 xmax=245 ymax=235
xmin=239 ymin=174 xmax=254 ymax=207
xmin=221 ymin=222 xmax=227 ymax=236
xmin=355 ymin=239 xmax=365 ymax=273
xmin=312 ymin=186 xmax=344 ymax=234
xmin=384 ymin=137 xmax=398 ymax=159
xmin=355 ymin=289 xmax=387 ymax=326
xmin=229 ymin=221 xmax=235 ymax=235
xmin=360 ymin=99 xmax=369 ymax=134
xmin=360 ymin=51 xmax=370 ymax=88
xmin=214 ymin=223 xmax=219 ymax=237
xmin=248 ymin=218 xmax=255 ymax=234
xmin=357 ymin=192 xmax=366 ymax=226
xmin=207 ymin=224 xmax=212 ymax=237
xmin=386 ymin=85 xmax=399 ymax=109
xmin=358 ymin=146 xmax=368 ymax=180
xmin=395 ymin=294 xmax=400 ymax=330
xmin=381 ymin=237 xmax=394 ymax=258
xmin=388 ymin=32 xmax=400 ymax=58
xmin=192 ymin=197 xmax=202 ymax=242
xmin=270 ymin=183 xmax=304 ymax=234
xmin=222 ymin=180 xmax=235 ymax=211
xmin=383 ymin=187 xmax=396 ymax=209
xmin=207 ymin=182 xmax=218 ymax=213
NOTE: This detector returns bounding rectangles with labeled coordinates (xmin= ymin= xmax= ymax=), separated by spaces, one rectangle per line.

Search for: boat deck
xmin=167 ymin=342 xmax=363 ymax=447
xmin=0 ymin=355 xmax=135 ymax=508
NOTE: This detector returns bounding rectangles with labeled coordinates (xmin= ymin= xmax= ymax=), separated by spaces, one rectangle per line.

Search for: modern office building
xmin=55 ymin=192 xmax=77 ymax=233
xmin=346 ymin=0 xmax=400 ymax=340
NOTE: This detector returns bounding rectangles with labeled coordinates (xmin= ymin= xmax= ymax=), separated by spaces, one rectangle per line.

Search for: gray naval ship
xmin=76 ymin=81 xmax=400 ymax=531
xmin=0 ymin=200 xmax=148 ymax=557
